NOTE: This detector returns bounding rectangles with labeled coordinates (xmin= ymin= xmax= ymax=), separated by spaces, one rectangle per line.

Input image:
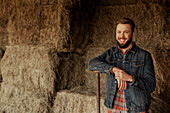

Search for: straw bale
xmin=39 ymin=0 xmax=82 ymax=52
xmin=0 ymin=45 xmax=58 ymax=113
xmin=56 ymin=0 xmax=81 ymax=8
xmin=1 ymin=0 xmax=40 ymax=7
xmin=55 ymin=6 xmax=72 ymax=52
xmin=0 ymin=0 xmax=10 ymax=50
xmin=97 ymin=0 xmax=168 ymax=6
xmin=149 ymin=47 xmax=170 ymax=113
xmin=39 ymin=5 xmax=59 ymax=46
xmin=39 ymin=4 xmax=71 ymax=51
xmin=56 ymin=52 xmax=86 ymax=90
xmin=7 ymin=5 xmax=40 ymax=45
xmin=53 ymin=90 xmax=107 ymax=113
xmin=6 ymin=0 xmax=74 ymax=52
xmin=0 ymin=27 xmax=8 ymax=50
xmin=15 ymin=0 xmax=40 ymax=6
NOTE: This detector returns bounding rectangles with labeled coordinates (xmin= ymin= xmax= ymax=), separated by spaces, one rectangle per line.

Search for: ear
xmin=132 ymin=32 xmax=134 ymax=36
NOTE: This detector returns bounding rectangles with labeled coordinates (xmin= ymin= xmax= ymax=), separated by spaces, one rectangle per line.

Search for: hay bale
xmin=0 ymin=27 xmax=8 ymax=50
xmin=56 ymin=53 xmax=86 ymax=90
xmin=39 ymin=3 xmax=72 ymax=52
xmin=6 ymin=0 xmax=74 ymax=52
xmin=53 ymin=90 xmax=107 ymax=113
xmin=149 ymin=47 xmax=170 ymax=113
xmin=0 ymin=45 xmax=58 ymax=113
xmin=0 ymin=0 xmax=10 ymax=50
xmin=7 ymin=5 xmax=40 ymax=45
xmin=0 ymin=0 xmax=40 ymax=7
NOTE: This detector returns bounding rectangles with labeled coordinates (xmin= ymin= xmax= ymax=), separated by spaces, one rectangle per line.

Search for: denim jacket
xmin=88 ymin=43 xmax=156 ymax=113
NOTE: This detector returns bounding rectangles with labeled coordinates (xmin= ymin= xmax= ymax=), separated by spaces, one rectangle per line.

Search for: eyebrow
xmin=116 ymin=30 xmax=130 ymax=32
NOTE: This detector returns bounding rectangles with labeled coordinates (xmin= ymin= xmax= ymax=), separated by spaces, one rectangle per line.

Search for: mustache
xmin=118 ymin=37 xmax=126 ymax=40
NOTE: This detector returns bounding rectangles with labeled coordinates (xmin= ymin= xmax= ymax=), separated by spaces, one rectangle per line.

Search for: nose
xmin=120 ymin=32 xmax=124 ymax=38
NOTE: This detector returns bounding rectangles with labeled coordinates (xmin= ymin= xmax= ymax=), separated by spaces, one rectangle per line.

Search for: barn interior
xmin=0 ymin=0 xmax=169 ymax=113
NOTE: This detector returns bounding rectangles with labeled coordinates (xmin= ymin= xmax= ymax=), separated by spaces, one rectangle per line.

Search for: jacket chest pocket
xmin=106 ymin=56 xmax=118 ymax=66
xmin=130 ymin=60 xmax=144 ymax=76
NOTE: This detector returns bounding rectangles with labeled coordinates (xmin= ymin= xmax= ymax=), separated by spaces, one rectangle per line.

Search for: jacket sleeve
xmin=88 ymin=49 xmax=115 ymax=75
xmin=129 ymin=52 xmax=156 ymax=93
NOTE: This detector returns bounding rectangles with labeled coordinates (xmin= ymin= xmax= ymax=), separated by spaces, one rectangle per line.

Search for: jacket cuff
xmin=104 ymin=66 xmax=114 ymax=75
xmin=128 ymin=75 xmax=136 ymax=86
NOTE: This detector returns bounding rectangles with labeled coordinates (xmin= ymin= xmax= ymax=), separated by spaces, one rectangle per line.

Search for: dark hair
xmin=115 ymin=17 xmax=135 ymax=33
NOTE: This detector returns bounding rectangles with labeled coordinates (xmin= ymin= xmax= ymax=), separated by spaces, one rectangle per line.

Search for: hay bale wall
xmin=0 ymin=0 xmax=86 ymax=52
xmin=0 ymin=0 xmax=95 ymax=52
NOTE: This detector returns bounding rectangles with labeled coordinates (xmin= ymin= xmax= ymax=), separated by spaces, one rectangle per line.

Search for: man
xmin=89 ymin=17 xmax=156 ymax=113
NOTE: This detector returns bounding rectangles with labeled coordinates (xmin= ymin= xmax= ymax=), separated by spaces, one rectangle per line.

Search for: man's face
xmin=116 ymin=24 xmax=133 ymax=49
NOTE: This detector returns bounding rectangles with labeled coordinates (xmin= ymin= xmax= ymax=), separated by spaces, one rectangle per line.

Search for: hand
xmin=112 ymin=67 xmax=133 ymax=82
xmin=117 ymin=79 xmax=127 ymax=90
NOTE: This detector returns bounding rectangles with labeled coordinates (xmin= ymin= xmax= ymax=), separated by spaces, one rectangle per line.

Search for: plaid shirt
xmin=108 ymin=89 xmax=150 ymax=113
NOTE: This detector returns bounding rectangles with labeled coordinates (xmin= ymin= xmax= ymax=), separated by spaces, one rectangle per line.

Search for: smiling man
xmin=89 ymin=17 xmax=156 ymax=113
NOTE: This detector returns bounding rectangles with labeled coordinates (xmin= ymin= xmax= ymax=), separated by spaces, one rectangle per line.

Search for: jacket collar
xmin=113 ymin=42 xmax=137 ymax=54
xmin=128 ymin=42 xmax=137 ymax=53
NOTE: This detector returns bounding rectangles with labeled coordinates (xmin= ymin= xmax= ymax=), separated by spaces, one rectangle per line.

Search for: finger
xmin=113 ymin=67 xmax=119 ymax=72
xmin=117 ymin=79 xmax=120 ymax=89
xmin=115 ymin=76 xmax=119 ymax=79
xmin=119 ymin=80 xmax=123 ymax=90
xmin=115 ymin=72 xmax=119 ymax=76
xmin=122 ymin=80 xmax=125 ymax=90
xmin=119 ymin=72 xmax=123 ymax=79
xmin=121 ymin=80 xmax=124 ymax=90
xmin=124 ymin=82 xmax=127 ymax=90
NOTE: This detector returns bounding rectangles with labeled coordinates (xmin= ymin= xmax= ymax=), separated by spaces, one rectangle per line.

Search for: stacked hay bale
xmin=0 ymin=0 xmax=88 ymax=112
xmin=150 ymin=47 xmax=170 ymax=113
xmin=6 ymin=0 xmax=74 ymax=52
xmin=0 ymin=45 xmax=86 ymax=113
xmin=53 ymin=90 xmax=107 ymax=113
xmin=0 ymin=45 xmax=58 ymax=113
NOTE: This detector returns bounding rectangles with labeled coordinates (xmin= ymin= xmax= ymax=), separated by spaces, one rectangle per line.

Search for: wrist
xmin=128 ymin=76 xmax=133 ymax=82
xmin=111 ymin=67 xmax=115 ymax=73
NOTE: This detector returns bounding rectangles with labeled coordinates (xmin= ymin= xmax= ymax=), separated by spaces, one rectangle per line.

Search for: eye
xmin=125 ymin=31 xmax=129 ymax=34
xmin=117 ymin=31 xmax=121 ymax=34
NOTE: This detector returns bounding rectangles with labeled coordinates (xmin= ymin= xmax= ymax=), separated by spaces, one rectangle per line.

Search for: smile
xmin=119 ymin=38 xmax=126 ymax=43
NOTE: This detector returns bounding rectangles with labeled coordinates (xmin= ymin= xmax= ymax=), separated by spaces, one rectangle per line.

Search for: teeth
xmin=120 ymin=39 xmax=125 ymax=42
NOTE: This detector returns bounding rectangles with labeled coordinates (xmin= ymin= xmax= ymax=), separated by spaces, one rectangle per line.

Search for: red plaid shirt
xmin=108 ymin=89 xmax=150 ymax=113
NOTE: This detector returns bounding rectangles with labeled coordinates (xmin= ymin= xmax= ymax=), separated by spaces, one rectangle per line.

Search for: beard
xmin=117 ymin=36 xmax=133 ymax=49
